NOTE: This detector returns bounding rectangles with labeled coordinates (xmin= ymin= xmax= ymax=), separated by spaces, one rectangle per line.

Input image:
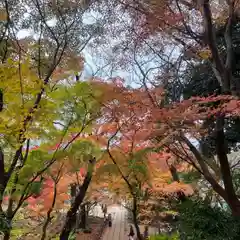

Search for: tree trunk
xmin=59 ymin=158 xmax=95 ymax=240
xmin=0 ymin=89 xmax=3 ymax=112
xmin=228 ymin=198 xmax=240 ymax=216
xmin=132 ymin=196 xmax=143 ymax=240
xmin=3 ymin=219 xmax=12 ymax=240
xmin=79 ymin=204 xmax=86 ymax=229
xmin=70 ymin=183 xmax=77 ymax=204
xmin=215 ymin=115 xmax=240 ymax=216
xmin=3 ymin=231 xmax=10 ymax=240
xmin=1 ymin=212 xmax=12 ymax=240
xmin=169 ymin=164 xmax=186 ymax=202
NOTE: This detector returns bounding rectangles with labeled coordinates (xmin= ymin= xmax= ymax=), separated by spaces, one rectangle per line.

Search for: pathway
xmin=90 ymin=204 xmax=159 ymax=239
xmin=102 ymin=205 xmax=128 ymax=240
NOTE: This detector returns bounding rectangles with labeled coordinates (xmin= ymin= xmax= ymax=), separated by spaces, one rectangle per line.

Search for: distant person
xmin=128 ymin=225 xmax=135 ymax=240
xmin=108 ymin=213 xmax=112 ymax=227
xmin=143 ymin=226 xmax=149 ymax=239
xmin=102 ymin=204 xmax=107 ymax=219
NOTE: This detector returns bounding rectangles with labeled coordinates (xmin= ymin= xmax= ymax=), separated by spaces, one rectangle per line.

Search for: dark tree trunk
xmin=0 ymin=89 xmax=3 ymax=112
xmin=79 ymin=204 xmax=86 ymax=229
xmin=3 ymin=231 xmax=10 ymax=240
xmin=169 ymin=165 xmax=179 ymax=182
xmin=0 ymin=90 xmax=5 ymax=200
xmin=132 ymin=196 xmax=143 ymax=240
xmin=3 ymin=218 xmax=11 ymax=240
xmin=215 ymin=115 xmax=240 ymax=216
xmin=169 ymin=164 xmax=186 ymax=202
xmin=70 ymin=183 xmax=77 ymax=204
xmin=59 ymin=158 xmax=95 ymax=240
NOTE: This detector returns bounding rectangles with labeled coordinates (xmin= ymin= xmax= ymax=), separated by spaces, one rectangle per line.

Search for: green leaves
xmin=127 ymin=148 xmax=150 ymax=183
xmin=178 ymin=170 xmax=201 ymax=184
xmin=178 ymin=199 xmax=240 ymax=240
xmin=95 ymin=163 xmax=119 ymax=177
xmin=149 ymin=233 xmax=179 ymax=240
xmin=27 ymin=181 xmax=43 ymax=197
xmin=0 ymin=214 xmax=11 ymax=235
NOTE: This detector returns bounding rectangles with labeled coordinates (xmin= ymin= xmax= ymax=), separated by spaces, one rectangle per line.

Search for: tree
xmin=0 ymin=57 xmax=103 ymax=239
xmin=91 ymin=0 xmax=240 ymax=216
xmin=59 ymin=157 xmax=96 ymax=239
xmin=92 ymin=78 xmax=240 ymax=217
xmin=178 ymin=199 xmax=240 ymax=240
xmin=89 ymin=80 xmax=195 ymax=238
xmin=20 ymin=136 xmax=104 ymax=239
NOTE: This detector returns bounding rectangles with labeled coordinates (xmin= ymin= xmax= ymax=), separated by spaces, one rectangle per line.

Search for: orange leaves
xmin=97 ymin=122 xmax=119 ymax=135
xmin=223 ymin=99 xmax=240 ymax=116
xmin=119 ymin=0 xmax=186 ymax=42
xmin=151 ymin=175 xmax=193 ymax=197
xmin=148 ymin=152 xmax=170 ymax=172
xmin=26 ymin=162 xmax=87 ymax=216
xmin=162 ymin=182 xmax=194 ymax=196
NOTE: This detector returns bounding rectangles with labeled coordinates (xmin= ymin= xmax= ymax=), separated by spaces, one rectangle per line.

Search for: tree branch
xmin=180 ymin=132 xmax=228 ymax=201
xmin=202 ymin=0 xmax=229 ymax=92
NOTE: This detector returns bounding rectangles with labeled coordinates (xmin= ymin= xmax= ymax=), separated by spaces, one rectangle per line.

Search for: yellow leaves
xmin=198 ymin=48 xmax=212 ymax=59
xmin=0 ymin=57 xmax=46 ymax=144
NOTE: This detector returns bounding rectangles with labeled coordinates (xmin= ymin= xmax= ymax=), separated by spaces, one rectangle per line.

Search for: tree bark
xmin=132 ymin=196 xmax=143 ymax=240
xmin=2 ymin=216 xmax=12 ymax=240
xmin=3 ymin=230 xmax=10 ymax=240
xmin=168 ymin=164 xmax=186 ymax=201
xmin=79 ymin=204 xmax=86 ymax=229
xmin=0 ymin=147 xmax=5 ymax=197
xmin=59 ymin=158 xmax=95 ymax=240
xmin=215 ymin=115 xmax=240 ymax=215
xmin=0 ymin=89 xmax=3 ymax=111
xmin=0 ymin=89 xmax=5 ymax=202
xmin=181 ymin=134 xmax=228 ymax=201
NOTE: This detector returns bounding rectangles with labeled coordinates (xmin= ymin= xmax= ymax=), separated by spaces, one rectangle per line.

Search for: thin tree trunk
xmin=3 ymin=230 xmax=10 ymax=240
xmin=132 ymin=196 xmax=143 ymax=240
xmin=70 ymin=183 xmax=77 ymax=204
xmin=3 ymin=217 xmax=12 ymax=240
xmin=169 ymin=163 xmax=186 ymax=202
xmin=41 ymin=181 xmax=58 ymax=240
xmin=59 ymin=158 xmax=95 ymax=240
xmin=79 ymin=204 xmax=86 ymax=229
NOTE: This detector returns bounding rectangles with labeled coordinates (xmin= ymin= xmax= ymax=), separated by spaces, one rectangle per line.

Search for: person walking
xmin=108 ymin=213 xmax=112 ymax=227
xmin=102 ymin=204 xmax=107 ymax=219
xmin=143 ymin=226 xmax=149 ymax=239
xmin=128 ymin=225 xmax=135 ymax=240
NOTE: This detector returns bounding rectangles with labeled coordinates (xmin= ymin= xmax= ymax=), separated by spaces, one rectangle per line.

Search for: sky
xmin=15 ymin=9 xmax=201 ymax=150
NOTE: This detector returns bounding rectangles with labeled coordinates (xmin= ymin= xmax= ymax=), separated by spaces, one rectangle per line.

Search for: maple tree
xmin=88 ymin=0 xmax=240 ymax=220
xmin=1 ymin=1 xmax=240 ymax=239
xmin=0 ymin=1 xmax=103 ymax=238
xmin=0 ymin=53 xmax=106 ymax=239
xmin=91 ymin=78 xmax=240 ymax=216
xmin=86 ymin=80 xmax=195 ymax=239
